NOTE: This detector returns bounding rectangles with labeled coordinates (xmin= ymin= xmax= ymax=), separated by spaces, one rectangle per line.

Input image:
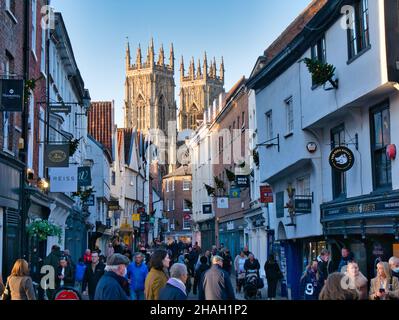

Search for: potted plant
xmin=27 ymin=219 xmax=62 ymax=244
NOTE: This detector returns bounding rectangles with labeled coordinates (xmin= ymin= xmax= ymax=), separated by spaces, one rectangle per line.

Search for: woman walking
xmin=234 ymin=251 xmax=247 ymax=293
xmin=264 ymin=254 xmax=283 ymax=300
xmin=345 ymin=260 xmax=368 ymax=300
xmin=369 ymin=261 xmax=399 ymax=300
xmin=4 ymin=259 xmax=36 ymax=300
xmin=144 ymin=250 xmax=170 ymax=300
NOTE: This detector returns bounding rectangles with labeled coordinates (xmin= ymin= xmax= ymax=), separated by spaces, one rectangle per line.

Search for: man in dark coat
xmin=337 ymin=248 xmax=354 ymax=272
xmin=94 ymin=254 xmax=130 ymax=300
xmin=193 ymin=256 xmax=210 ymax=295
xmin=56 ymin=257 xmax=75 ymax=289
xmin=244 ymin=254 xmax=261 ymax=277
xmin=198 ymin=255 xmax=235 ymax=300
xmin=159 ymin=263 xmax=188 ymax=300
xmin=317 ymin=249 xmax=333 ymax=282
xmin=43 ymin=245 xmax=62 ymax=299
xmin=83 ymin=251 xmax=105 ymax=300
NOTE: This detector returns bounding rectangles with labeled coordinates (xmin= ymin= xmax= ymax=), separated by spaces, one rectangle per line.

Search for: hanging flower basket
xmin=304 ymin=58 xmax=338 ymax=89
xmin=72 ymin=187 xmax=94 ymax=203
xmin=27 ymin=219 xmax=62 ymax=244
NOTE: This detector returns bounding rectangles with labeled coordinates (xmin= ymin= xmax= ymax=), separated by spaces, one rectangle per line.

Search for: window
xmin=172 ymin=199 xmax=175 ymax=211
xmin=41 ymin=27 xmax=46 ymax=75
xmin=31 ymin=0 xmax=37 ymax=57
xmin=265 ymin=111 xmax=273 ymax=141
xmin=166 ymin=179 xmax=169 ymax=192
xmin=370 ymin=103 xmax=392 ymax=190
xmin=183 ymin=200 xmax=190 ymax=212
xmin=183 ymin=219 xmax=191 ymax=230
xmin=347 ymin=0 xmax=370 ymax=60
xmin=297 ymin=176 xmax=311 ymax=196
xmin=276 ymin=191 xmax=285 ymax=218
xmin=167 ymin=199 xmax=170 ymax=212
xmin=311 ymin=37 xmax=326 ymax=63
xmin=285 ymin=97 xmax=294 ymax=135
xmin=172 ymin=178 xmax=175 ymax=191
xmin=183 ymin=179 xmax=191 ymax=191
xmin=112 ymin=171 xmax=116 ymax=186
xmin=331 ymin=125 xmax=346 ymax=199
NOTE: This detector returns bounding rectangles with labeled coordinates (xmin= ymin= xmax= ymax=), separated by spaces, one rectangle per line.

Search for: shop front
xmin=198 ymin=219 xmax=215 ymax=252
xmin=65 ymin=208 xmax=89 ymax=263
xmin=321 ymin=191 xmax=399 ymax=279
xmin=219 ymin=218 xmax=245 ymax=258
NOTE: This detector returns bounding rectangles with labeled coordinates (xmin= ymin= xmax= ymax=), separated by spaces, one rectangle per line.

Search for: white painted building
xmin=247 ymin=0 xmax=399 ymax=298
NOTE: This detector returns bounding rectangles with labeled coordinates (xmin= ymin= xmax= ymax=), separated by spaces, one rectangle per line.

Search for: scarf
xmin=167 ymin=278 xmax=187 ymax=296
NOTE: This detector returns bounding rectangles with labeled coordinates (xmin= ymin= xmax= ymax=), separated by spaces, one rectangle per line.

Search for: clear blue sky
xmin=51 ymin=0 xmax=312 ymax=127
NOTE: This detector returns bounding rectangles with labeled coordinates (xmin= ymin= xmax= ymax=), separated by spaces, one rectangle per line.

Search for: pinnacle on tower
xmin=149 ymin=37 xmax=155 ymax=66
xmin=189 ymin=57 xmax=195 ymax=79
xmin=197 ymin=59 xmax=202 ymax=78
xmin=169 ymin=43 xmax=174 ymax=69
xmin=136 ymin=43 xmax=142 ymax=68
xmin=125 ymin=37 xmax=131 ymax=69
xmin=158 ymin=43 xmax=165 ymax=66
xmin=180 ymin=56 xmax=185 ymax=79
xmin=203 ymin=51 xmax=208 ymax=79
xmin=213 ymin=57 xmax=217 ymax=78
xmin=220 ymin=56 xmax=225 ymax=82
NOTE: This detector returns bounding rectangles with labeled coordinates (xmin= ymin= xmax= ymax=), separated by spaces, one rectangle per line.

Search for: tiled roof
xmin=88 ymin=101 xmax=114 ymax=156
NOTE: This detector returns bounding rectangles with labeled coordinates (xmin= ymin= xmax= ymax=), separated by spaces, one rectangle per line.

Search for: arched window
xmin=158 ymin=95 xmax=166 ymax=131
xmin=137 ymin=96 xmax=145 ymax=130
xmin=190 ymin=104 xmax=198 ymax=129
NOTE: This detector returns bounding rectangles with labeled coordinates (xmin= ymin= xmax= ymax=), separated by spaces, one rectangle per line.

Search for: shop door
xmin=3 ymin=209 xmax=21 ymax=279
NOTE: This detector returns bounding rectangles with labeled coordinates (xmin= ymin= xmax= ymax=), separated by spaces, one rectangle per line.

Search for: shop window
xmin=276 ymin=192 xmax=284 ymax=218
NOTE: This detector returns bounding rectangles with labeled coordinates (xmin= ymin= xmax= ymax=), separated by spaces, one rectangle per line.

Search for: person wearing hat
xmin=198 ymin=255 xmax=236 ymax=300
xmin=94 ymin=254 xmax=130 ymax=300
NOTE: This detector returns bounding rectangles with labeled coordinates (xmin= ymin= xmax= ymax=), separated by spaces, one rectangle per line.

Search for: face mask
xmin=393 ymin=268 xmax=399 ymax=274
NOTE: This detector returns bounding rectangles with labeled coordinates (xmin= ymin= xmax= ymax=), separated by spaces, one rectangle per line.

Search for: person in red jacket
xmin=83 ymin=249 xmax=92 ymax=265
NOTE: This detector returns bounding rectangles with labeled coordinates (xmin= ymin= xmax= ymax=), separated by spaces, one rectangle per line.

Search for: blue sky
xmin=51 ymin=0 xmax=312 ymax=127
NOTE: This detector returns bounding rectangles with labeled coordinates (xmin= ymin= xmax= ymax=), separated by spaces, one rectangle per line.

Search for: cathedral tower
xmin=178 ymin=52 xmax=225 ymax=130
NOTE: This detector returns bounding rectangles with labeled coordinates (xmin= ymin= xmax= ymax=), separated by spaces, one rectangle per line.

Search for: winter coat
xmin=264 ymin=261 xmax=282 ymax=282
xmin=83 ymin=262 xmax=105 ymax=299
xmin=193 ymin=263 xmax=210 ymax=294
xmin=337 ymin=253 xmax=354 ymax=272
xmin=345 ymin=272 xmax=368 ymax=300
xmin=6 ymin=276 xmax=36 ymax=300
xmin=244 ymin=259 xmax=261 ymax=277
xmin=94 ymin=271 xmax=129 ymax=300
xmin=317 ymin=256 xmax=334 ymax=282
xmin=43 ymin=249 xmax=62 ymax=284
xmin=144 ymin=268 xmax=169 ymax=300
xmin=222 ymin=254 xmax=233 ymax=274
xmin=198 ymin=265 xmax=235 ymax=301
xmin=300 ymin=269 xmax=323 ymax=300
xmin=127 ymin=262 xmax=148 ymax=292
xmin=83 ymin=254 xmax=92 ymax=265
xmin=159 ymin=280 xmax=187 ymax=300
xmin=369 ymin=276 xmax=399 ymax=300
xmin=56 ymin=265 xmax=75 ymax=288
xmin=75 ymin=262 xmax=87 ymax=283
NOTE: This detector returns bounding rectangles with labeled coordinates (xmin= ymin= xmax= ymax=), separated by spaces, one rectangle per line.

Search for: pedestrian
xmin=234 ymin=251 xmax=247 ymax=293
xmin=43 ymin=245 xmax=62 ymax=299
xmin=56 ymin=256 xmax=75 ymax=289
xmin=106 ymin=242 xmax=114 ymax=258
xmin=144 ymin=249 xmax=170 ymax=300
xmin=198 ymin=255 xmax=235 ymax=301
xmin=243 ymin=245 xmax=251 ymax=258
xmin=83 ymin=251 xmax=105 ymax=300
xmin=159 ymin=263 xmax=188 ymax=300
xmin=264 ymin=254 xmax=283 ymax=300
xmin=389 ymin=256 xmax=399 ymax=280
xmin=300 ymin=260 xmax=324 ymax=300
xmin=188 ymin=246 xmax=198 ymax=276
xmin=3 ymin=259 xmax=36 ymax=300
xmin=63 ymin=249 xmax=76 ymax=272
xmin=127 ymin=253 xmax=148 ymax=300
xmin=317 ymin=249 xmax=333 ymax=282
xmin=244 ymin=254 xmax=261 ymax=277
xmin=0 ymin=275 xmax=4 ymax=297
xmin=83 ymin=249 xmax=92 ymax=265
xmin=369 ymin=261 xmax=399 ymax=300
xmin=193 ymin=256 xmax=210 ymax=295
xmin=319 ymin=273 xmax=359 ymax=300
xmin=337 ymin=247 xmax=354 ymax=273
xmin=221 ymin=249 xmax=232 ymax=275
xmin=344 ymin=260 xmax=368 ymax=300
xmin=74 ymin=258 xmax=87 ymax=294
xmin=94 ymin=253 xmax=130 ymax=300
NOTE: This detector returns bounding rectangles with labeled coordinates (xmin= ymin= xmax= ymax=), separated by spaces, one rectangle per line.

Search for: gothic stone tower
xmin=124 ymin=38 xmax=176 ymax=134
xmin=178 ymin=53 xmax=225 ymax=130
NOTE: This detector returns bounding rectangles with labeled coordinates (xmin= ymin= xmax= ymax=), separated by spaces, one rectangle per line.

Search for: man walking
xmin=127 ymin=253 xmax=148 ymax=300
xmin=83 ymin=251 xmax=105 ymax=300
xmin=94 ymin=254 xmax=130 ymax=300
xmin=198 ymin=256 xmax=235 ymax=300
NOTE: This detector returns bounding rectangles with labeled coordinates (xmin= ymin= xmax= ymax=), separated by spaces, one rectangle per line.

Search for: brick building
xmin=162 ymin=165 xmax=192 ymax=243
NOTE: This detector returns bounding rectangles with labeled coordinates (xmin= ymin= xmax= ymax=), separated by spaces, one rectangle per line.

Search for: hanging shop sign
xmin=217 ymin=197 xmax=229 ymax=209
xmin=48 ymin=167 xmax=78 ymax=193
xmin=294 ymin=198 xmax=312 ymax=214
xmin=260 ymin=185 xmax=273 ymax=203
xmin=78 ymin=166 xmax=92 ymax=188
xmin=0 ymin=79 xmax=24 ymax=112
xmin=49 ymin=103 xmax=72 ymax=114
xmin=202 ymin=204 xmax=212 ymax=214
xmin=329 ymin=146 xmax=355 ymax=172
xmin=108 ymin=201 xmax=120 ymax=211
xmin=132 ymin=214 xmax=140 ymax=222
xmin=45 ymin=144 xmax=70 ymax=168
xmin=235 ymin=175 xmax=250 ymax=188
xmin=229 ymin=187 xmax=241 ymax=199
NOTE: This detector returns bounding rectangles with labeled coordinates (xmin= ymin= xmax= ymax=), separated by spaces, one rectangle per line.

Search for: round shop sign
xmin=48 ymin=149 xmax=68 ymax=163
xmin=329 ymin=146 xmax=355 ymax=172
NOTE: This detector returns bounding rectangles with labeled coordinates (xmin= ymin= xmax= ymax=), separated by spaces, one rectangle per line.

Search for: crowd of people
xmin=1 ymin=240 xmax=399 ymax=301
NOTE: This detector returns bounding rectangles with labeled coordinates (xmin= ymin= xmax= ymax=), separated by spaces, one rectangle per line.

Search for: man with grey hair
xmin=159 ymin=263 xmax=188 ymax=300
xmin=198 ymin=255 xmax=235 ymax=300
xmin=94 ymin=254 xmax=130 ymax=300
xmin=389 ymin=256 xmax=399 ymax=281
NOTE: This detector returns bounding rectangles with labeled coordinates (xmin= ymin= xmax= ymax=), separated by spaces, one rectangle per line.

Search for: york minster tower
xmin=178 ymin=53 xmax=225 ymax=130
xmin=124 ymin=39 xmax=177 ymax=134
